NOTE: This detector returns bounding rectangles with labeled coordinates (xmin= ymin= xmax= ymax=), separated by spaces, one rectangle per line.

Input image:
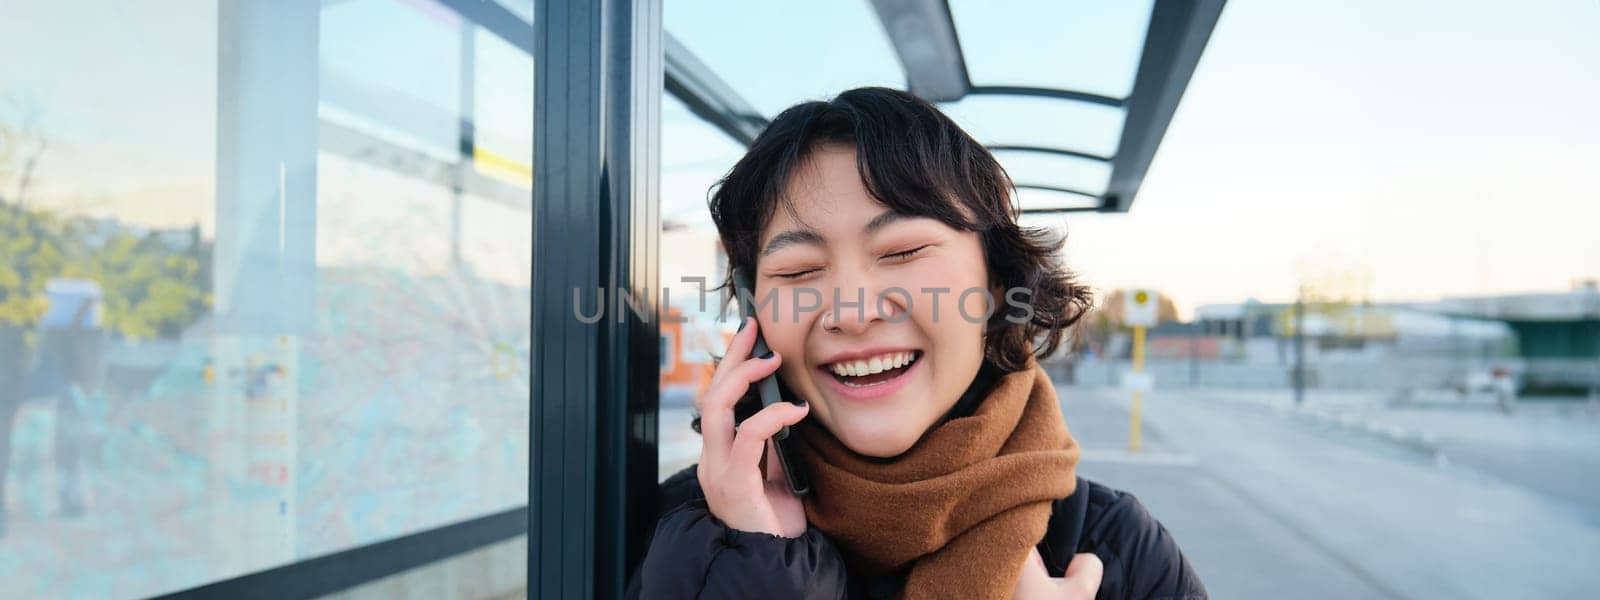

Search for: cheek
xmin=901 ymin=249 xmax=989 ymax=379
xmin=895 ymin=255 xmax=990 ymax=328
xmin=759 ymin=314 xmax=806 ymax=362
xmin=759 ymin=313 xmax=820 ymax=400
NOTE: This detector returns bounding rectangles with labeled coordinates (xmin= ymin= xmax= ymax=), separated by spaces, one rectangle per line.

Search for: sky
xmin=1048 ymin=0 xmax=1600 ymax=317
xmin=2 ymin=0 xmax=1595 ymax=319
xmin=662 ymin=0 xmax=1600 ymax=319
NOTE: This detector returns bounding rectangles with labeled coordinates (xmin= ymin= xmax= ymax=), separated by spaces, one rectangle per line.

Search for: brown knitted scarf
xmin=790 ymin=359 xmax=1080 ymax=599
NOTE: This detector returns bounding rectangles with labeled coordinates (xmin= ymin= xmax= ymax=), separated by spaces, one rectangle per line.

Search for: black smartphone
xmin=733 ymin=268 xmax=810 ymax=497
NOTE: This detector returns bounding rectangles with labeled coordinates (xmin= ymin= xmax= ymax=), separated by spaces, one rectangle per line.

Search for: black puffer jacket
xmin=625 ymin=464 xmax=1206 ymax=599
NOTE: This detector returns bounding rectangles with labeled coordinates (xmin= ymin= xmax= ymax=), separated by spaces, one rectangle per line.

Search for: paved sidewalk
xmin=1061 ymin=385 xmax=1600 ymax=599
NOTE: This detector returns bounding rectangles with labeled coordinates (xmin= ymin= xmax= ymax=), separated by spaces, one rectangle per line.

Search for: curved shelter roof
xmin=665 ymin=0 xmax=1226 ymax=214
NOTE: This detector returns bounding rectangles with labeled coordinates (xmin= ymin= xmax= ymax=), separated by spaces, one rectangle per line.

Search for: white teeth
xmin=827 ymin=351 xmax=918 ymax=377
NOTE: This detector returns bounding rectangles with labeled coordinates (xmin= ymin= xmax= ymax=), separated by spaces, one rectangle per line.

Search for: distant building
xmin=1419 ymin=281 xmax=1600 ymax=360
xmin=1416 ymin=282 xmax=1600 ymax=393
xmin=1178 ymin=299 xmax=1514 ymax=364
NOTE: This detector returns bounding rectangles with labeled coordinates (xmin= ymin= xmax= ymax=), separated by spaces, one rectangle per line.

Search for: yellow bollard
xmin=1130 ymin=325 xmax=1146 ymax=452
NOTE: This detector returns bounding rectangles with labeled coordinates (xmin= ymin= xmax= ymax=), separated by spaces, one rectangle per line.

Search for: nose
xmin=820 ymin=269 xmax=904 ymax=336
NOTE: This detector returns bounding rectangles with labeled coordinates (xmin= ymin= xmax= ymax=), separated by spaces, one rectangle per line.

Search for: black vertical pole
xmin=530 ymin=0 xmax=604 ymax=592
xmin=1189 ymin=321 xmax=1200 ymax=386
xmin=1294 ymin=293 xmax=1305 ymax=407
xmin=531 ymin=0 xmax=661 ymax=598
xmin=598 ymin=0 xmax=662 ymax=596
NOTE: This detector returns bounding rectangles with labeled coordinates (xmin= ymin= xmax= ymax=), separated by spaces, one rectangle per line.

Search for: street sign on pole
xmin=1124 ymin=289 xmax=1159 ymax=328
xmin=1129 ymin=323 xmax=1147 ymax=452
xmin=1121 ymin=289 xmax=1160 ymax=452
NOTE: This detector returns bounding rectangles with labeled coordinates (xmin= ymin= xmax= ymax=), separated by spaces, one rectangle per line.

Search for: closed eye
xmin=772 ymin=268 xmax=819 ymax=280
xmin=883 ymin=245 xmax=931 ymax=262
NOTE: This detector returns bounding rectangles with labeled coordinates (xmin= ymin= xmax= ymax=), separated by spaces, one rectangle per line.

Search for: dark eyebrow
xmin=761 ymin=228 xmax=825 ymax=257
xmin=864 ymin=210 xmax=911 ymax=234
xmin=761 ymin=211 xmax=912 ymax=257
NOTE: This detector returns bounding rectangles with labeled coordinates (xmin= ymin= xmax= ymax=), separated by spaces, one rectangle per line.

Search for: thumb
xmin=1060 ymin=552 xmax=1104 ymax=598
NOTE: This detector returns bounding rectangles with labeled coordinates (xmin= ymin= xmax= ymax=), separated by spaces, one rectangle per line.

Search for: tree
xmin=2 ymin=98 xmax=209 ymax=339
xmin=1074 ymin=289 xmax=1181 ymax=356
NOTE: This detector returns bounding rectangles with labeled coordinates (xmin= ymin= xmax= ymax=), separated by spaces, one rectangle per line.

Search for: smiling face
xmin=755 ymin=145 xmax=994 ymax=458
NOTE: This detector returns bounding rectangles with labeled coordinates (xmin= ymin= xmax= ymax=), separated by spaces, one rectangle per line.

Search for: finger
xmin=708 ymin=317 xmax=760 ymax=388
xmin=729 ymin=401 xmax=808 ymax=472
xmin=698 ymin=352 xmax=783 ymax=462
xmin=762 ymin=439 xmax=781 ymax=482
xmin=1012 ymin=548 xmax=1051 ymax=599
xmin=1018 ymin=547 xmax=1047 ymax=577
xmin=704 ymin=350 xmax=783 ymax=418
xmin=1060 ymin=552 xmax=1104 ymax=597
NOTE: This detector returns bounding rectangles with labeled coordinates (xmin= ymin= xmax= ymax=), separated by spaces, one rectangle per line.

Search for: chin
xmin=834 ymin=421 xmax=921 ymax=459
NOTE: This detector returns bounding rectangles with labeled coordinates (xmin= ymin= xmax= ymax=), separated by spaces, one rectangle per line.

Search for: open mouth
xmin=822 ymin=350 xmax=922 ymax=388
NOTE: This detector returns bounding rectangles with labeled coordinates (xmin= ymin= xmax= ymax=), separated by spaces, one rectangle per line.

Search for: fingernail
xmin=758 ymin=349 xmax=775 ymax=360
xmin=737 ymin=317 xmax=750 ymax=332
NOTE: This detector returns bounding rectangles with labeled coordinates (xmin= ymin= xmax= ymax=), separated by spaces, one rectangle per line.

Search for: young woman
xmin=628 ymin=87 xmax=1204 ymax=600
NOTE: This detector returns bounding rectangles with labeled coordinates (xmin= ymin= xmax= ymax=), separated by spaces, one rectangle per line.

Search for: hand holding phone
xmin=732 ymin=269 xmax=811 ymax=497
xmin=694 ymin=309 xmax=812 ymax=537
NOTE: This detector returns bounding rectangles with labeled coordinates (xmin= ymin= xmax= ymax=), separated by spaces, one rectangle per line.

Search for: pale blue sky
xmin=1054 ymin=0 xmax=1600 ymax=316
xmin=663 ymin=0 xmax=1600 ymax=317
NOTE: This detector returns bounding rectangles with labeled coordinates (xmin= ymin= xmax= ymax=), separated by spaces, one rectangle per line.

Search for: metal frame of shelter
xmin=162 ymin=1 xmax=1221 ymax=598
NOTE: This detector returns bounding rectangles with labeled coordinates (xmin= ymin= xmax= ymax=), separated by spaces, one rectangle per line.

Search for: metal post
xmin=1130 ymin=324 xmax=1146 ymax=452
xmin=1293 ymin=293 xmax=1305 ymax=407
xmin=1189 ymin=321 xmax=1200 ymax=386
xmin=531 ymin=0 xmax=661 ymax=597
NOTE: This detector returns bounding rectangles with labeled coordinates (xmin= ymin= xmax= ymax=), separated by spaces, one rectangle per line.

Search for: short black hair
xmin=708 ymin=86 xmax=1093 ymax=373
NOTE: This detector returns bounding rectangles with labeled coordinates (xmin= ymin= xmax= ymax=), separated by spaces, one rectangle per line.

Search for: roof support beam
xmin=988 ymin=144 xmax=1113 ymax=164
xmin=1104 ymin=0 xmax=1226 ymax=213
xmin=664 ymin=32 xmax=767 ymax=145
xmin=437 ymin=0 xmax=534 ymax=55
xmin=1014 ymin=184 xmax=1109 ymax=215
xmin=1016 ymin=206 xmax=1106 ymax=215
xmin=968 ymin=85 xmax=1124 ymax=109
xmin=870 ymin=0 xmax=969 ymax=102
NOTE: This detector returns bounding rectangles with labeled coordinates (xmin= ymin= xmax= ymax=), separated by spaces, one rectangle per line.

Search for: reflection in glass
xmin=0 ymin=0 xmax=531 ymax=597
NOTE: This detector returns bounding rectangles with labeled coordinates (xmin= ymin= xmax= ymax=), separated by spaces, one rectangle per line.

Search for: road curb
xmin=1203 ymin=393 xmax=1443 ymax=459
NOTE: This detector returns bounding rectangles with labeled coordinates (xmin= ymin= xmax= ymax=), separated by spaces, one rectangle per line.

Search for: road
xmin=1061 ymin=386 xmax=1600 ymax=599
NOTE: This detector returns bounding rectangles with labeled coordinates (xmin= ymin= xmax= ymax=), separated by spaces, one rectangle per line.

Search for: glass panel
xmin=658 ymin=94 xmax=744 ymax=482
xmin=948 ymin=0 xmax=1154 ymax=99
xmin=666 ymin=0 xmax=904 ymax=117
xmin=939 ymin=95 xmax=1126 ymax=159
xmin=0 ymin=0 xmax=532 ymax=596
xmin=661 ymin=95 xmax=746 ymax=231
xmin=1014 ymin=188 xmax=1101 ymax=213
xmin=473 ymin=27 xmax=536 ymax=188
xmin=993 ymin=149 xmax=1111 ymax=198
xmin=492 ymin=0 xmax=535 ymax=24
xmin=321 ymin=0 xmax=462 ymax=162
